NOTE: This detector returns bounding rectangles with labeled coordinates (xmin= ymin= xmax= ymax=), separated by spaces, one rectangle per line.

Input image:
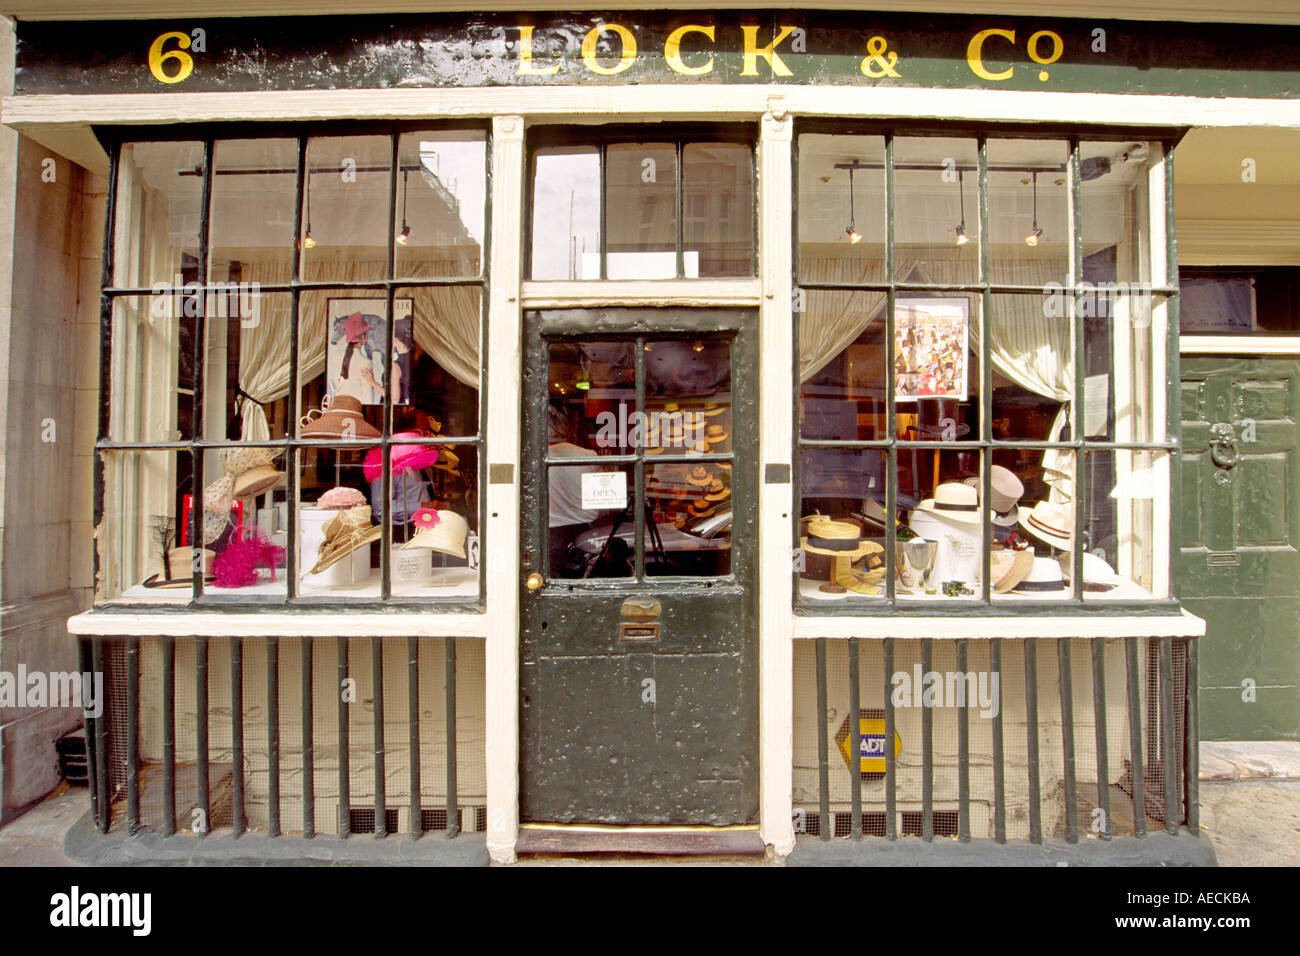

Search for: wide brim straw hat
xmin=991 ymin=548 xmax=1035 ymax=593
xmin=402 ymin=508 xmax=468 ymax=559
xmin=1018 ymin=501 xmax=1073 ymax=550
xmin=143 ymin=547 xmax=215 ymax=589
xmin=833 ymin=542 xmax=886 ymax=592
xmin=705 ymin=424 xmax=728 ymax=444
xmin=703 ymin=479 xmax=731 ymax=502
xmin=363 ymin=432 xmax=440 ymax=483
xmin=300 ymin=393 xmax=380 ymax=440
xmin=309 ymin=505 xmax=381 ymax=575
xmin=220 ymin=446 xmax=285 ymax=499
xmin=916 ymin=482 xmax=987 ymax=525
xmin=686 ymin=466 xmax=713 ymax=487
xmin=1011 ymin=556 xmax=1067 ymax=595
xmin=701 ymin=403 xmax=728 ymax=418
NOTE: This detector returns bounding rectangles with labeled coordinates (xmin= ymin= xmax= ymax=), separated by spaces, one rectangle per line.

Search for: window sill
xmin=791 ymin=608 xmax=1205 ymax=641
xmin=67 ymin=608 xmax=488 ymax=639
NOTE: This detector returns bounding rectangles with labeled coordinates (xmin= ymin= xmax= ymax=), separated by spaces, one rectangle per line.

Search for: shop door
xmin=519 ymin=309 xmax=758 ymax=825
xmin=1180 ymin=356 xmax=1300 ymax=739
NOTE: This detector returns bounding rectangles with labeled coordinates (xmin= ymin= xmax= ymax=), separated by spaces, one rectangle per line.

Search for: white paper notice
xmin=580 ymin=471 xmax=628 ymax=511
xmin=1084 ymin=374 xmax=1109 ymax=437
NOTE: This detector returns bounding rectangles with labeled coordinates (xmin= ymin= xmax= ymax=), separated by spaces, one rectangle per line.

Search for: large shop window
xmin=529 ymin=127 xmax=755 ymax=280
xmin=99 ymin=127 xmax=487 ymax=605
xmin=794 ymin=129 xmax=1176 ymax=609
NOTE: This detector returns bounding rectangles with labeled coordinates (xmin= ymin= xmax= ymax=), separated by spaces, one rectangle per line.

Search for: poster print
xmin=326 ymin=298 xmax=413 ymax=406
xmin=894 ymin=297 xmax=969 ymax=402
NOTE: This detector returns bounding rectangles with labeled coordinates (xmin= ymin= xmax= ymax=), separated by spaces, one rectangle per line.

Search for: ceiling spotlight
xmin=1024 ymin=171 xmax=1043 ymax=247
xmin=844 ymin=163 xmax=862 ymax=244
xmin=954 ymin=169 xmax=970 ymax=246
xmin=302 ymin=169 xmax=316 ymax=249
xmin=303 ymin=231 xmax=317 ymax=249
xmin=396 ymin=168 xmax=412 ymax=245
xmin=846 ymin=226 xmax=862 ymax=244
xmin=396 ymin=225 xmax=410 ymax=245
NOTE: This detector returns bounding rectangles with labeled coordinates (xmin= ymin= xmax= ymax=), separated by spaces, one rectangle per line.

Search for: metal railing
xmin=78 ymin=635 xmax=482 ymax=840
xmin=795 ymin=636 xmax=1198 ymax=842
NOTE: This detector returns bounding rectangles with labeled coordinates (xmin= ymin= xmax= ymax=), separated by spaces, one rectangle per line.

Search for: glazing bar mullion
xmin=1069 ymin=138 xmax=1086 ymax=604
xmin=675 ymin=142 xmax=684 ymax=278
xmin=192 ymin=140 xmax=214 ymax=601
xmin=884 ymin=132 xmax=897 ymax=599
xmin=1165 ymin=143 xmax=1183 ymax=599
xmin=381 ymin=132 xmax=399 ymax=602
xmin=815 ymin=639 xmax=830 ymax=841
xmin=979 ymin=136 xmax=992 ymax=604
xmin=98 ymin=140 xmax=120 ymax=444
xmin=286 ymin=136 xmax=307 ymax=601
xmin=634 ymin=336 xmax=646 ymax=581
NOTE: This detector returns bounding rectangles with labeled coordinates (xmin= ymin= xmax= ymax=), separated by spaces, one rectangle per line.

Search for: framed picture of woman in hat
xmin=326 ymin=298 xmax=413 ymax=406
xmin=893 ymin=298 xmax=969 ymax=402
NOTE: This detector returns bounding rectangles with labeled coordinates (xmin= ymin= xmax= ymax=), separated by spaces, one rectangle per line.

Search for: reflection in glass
xmin=1081 ymin=141 xmax=1155 ymax=287
xmin=209 ymin=138 xmax=297 ymax=282
xmin=114 ymin=141 xmax=205 ymax=288
xmin=683 ymin=142 xmax=754 ymax=277
xmin=395 ymin=130 xmax=486 ymax=279
xmin=548 ymin=341 xmax=635 ymax=453
xmin=987 ymin=139 xmax=1069 ymax=286
xmin=605 ymin=143 xmax=678 ymax=278
xmin=301 ymin=135 xmax=393 ymax=284
xmin=893 ymin=137 xmax=980 ymax=286
xmin=549 ymin=463 xmax=634 ymax=579
xmin=645 ymin=462 xmax=732 ymax=576
xmin=796 ymin=134 xmax=886 ymax=283
xmin=531 ymin=146 xmax=601 ymax=279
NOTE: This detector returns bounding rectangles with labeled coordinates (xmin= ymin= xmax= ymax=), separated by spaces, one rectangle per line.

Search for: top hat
xmin=963 ymin=465 xmax=1025 ymax=518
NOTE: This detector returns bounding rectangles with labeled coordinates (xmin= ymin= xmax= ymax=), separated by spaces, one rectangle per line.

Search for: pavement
xmin=1 ymin=741 xmax=1297 ymax=866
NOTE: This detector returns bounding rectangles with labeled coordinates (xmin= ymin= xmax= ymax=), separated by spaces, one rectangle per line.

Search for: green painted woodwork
xmin=518 ymin=309 xmax=759 ymax=825
xmin=1180 ymin=356 xmax=1300 ymax=741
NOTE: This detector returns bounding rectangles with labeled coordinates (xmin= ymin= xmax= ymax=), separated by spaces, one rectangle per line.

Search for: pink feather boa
xmin=213 ymin=527 xmax=287 ymax=588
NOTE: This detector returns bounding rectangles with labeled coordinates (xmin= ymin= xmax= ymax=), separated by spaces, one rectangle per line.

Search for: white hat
xmin=916 ymin=482 xmax=987 ymax=525
xmin=1018 ymin=501 xmax=1073 ymax=550
xmin=402 ymin=507 xmax=468 ymax=559
xmin=1011 ymin=556 xmax=1066 ymax=595
xmin=1058 ymin=552 xmax=1125 ymax=592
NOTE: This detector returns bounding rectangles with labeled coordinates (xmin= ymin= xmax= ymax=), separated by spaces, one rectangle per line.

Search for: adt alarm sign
xmin=835 ymin=709 xmax=903 ymax=774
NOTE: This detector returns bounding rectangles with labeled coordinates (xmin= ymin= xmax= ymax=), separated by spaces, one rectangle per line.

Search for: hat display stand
xmin=299 ymin=507 xmax=370 ymax=588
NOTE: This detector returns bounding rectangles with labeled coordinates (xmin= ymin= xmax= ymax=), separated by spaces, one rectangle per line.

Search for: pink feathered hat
xmin=362 ymin=431 xmax=440 ymax=483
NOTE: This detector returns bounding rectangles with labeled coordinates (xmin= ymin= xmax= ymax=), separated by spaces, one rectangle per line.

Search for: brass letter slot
xmin=620 ymin=597 xmax=661 ymax=622
xmin=620 ymin=624 xmax=660 ymax=643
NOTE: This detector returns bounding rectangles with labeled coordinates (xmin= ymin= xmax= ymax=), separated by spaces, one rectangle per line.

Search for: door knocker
xmin=1209 ymin=422 xmax=1239 ymax=485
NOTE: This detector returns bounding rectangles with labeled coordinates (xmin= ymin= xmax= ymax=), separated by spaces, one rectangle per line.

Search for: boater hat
xmin=686 ymin=465 xmax=714 ymax=487
xmin=402 ymin=507 xmax=468 ymax=559
xmin=309 ymin=505 xmax=381 ymax=575
xmin=704 ymin=479 xmax=731 ymax=502
xmin=833 ymin=542 xmax=887 ymax=593
xmin=705 ymin=424 xmax=728 ymax=445
xmin=1018 ymin=501 xmax=1073 ymax=550
xmin=300 ymin=393 xmax=380 ymax=440
xmin=801 ymin=516 xmax=878 ymax=561
xmin=916 ymin=482 xmax=987 ymax=525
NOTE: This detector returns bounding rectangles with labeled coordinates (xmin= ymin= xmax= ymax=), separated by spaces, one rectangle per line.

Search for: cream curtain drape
xmin=236 ymin=257 xmax=481 ymax=440
xmin=799 ymin=254 xmax=1075 ymax=501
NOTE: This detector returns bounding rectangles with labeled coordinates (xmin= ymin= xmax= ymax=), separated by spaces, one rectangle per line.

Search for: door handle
xmin=525 ymin=572 xmax=544 ymax=592
xmin=1209 ymin=422 xmax=1239 ymax=470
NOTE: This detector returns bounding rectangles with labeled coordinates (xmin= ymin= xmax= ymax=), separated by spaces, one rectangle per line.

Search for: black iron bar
xmin=302 ymin=637 xmax=314 ymax=839
xmin=126 ymin=638 xmax=139 ymax=833
xmin=162 ymin=639 xmax=175 ymax=836
xmin=196 ymin=637 xmax=209 ymax=837
xmin=1160 ymin=638 xmax=1177 ymax=833
xmin=990 ymin=639 xmax=1006 ymax=843
xmin=1025 ymin=639 xmax=1042 ymax=843
xmin=883 ymin=638 xmax=897 ymax=841
xmin=848 ymin=638 xmax=862 ymax=839
xmin=815 ymin=639 xmax=830 ymax=841
xmin=1059 ymin=639 xmax=1078 ymax=843
xmin=921 ymin=638 xmax=933 ymax=842
xmin=446 ymin=637 xmax=459 ymax=838
xmin=267 ymin=638 xmax=280 ymax=837
xmin=1185 ymin=640 xmax=1200 ymax=833
xmin=1126 ymin=637 xmax=1148 ymax=838
xmin=409 ymin=636 xmax=421 ymax=838
xmin=373 ymin=637 xmax=386 ymax=837
xmin=957 ymin=640 xmax=970 ymax=842
xmin=1092 ymin=639 xmax=1112 ymax=840
xmin=338 ymin=637 xmax=350 ymax=838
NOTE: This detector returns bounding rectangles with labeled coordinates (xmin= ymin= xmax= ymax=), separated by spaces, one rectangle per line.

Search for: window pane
xmin=897 ymin=450 xmax=987 ymax=602
xmin=990 ymin=292 xmax=1070 ymax=443
xmin=209 ymin=138 xmax=297 ymax=282
xmin=296 ymin=289 xmax=390 ymax=439
xmin=895 ymin=295 xmax=982 ymax=441
xmin=683 ymin=142 xmax=753 ymax=277
xmin=893 ymin=136 xmax=980 ymax=286
xmin=387 ymin=443 xmax=478 ymax=598
xmin=110 ymin=295 xmax=194 ymax=443
xmin=987 ymin=139 xmax=1069 ymax=287
xmin=605 ymin=143 xmax=677 ymax=278
xmin=800 ymin=290 xmax=888 ymax=441
xmin=548 ymin=341 xmax=635 ymax=453
xmin=395 ymin=130 xmax=486 ymax=279
xmin=645 ymin=462 xmax=732 ymax=576
xmin=550 ymin=462 xmax=635 ymax=579
xmin=399 ymin=285 xmax=481 ymax=437
xmin=992 ymin=451 xmax=1077 ymax=603
xmin=301 ymin=135 xmax=392 ymax=284
xmin=797 ymin=134 xmax=886 ymax=283
xmin=113 ymin=141 xmax=205 ymax=288
xmin=530 ymin=146 xmax=600 ymax=280
xmin=1081 ymin=140 xmax=1156 ymax=288
xmin=1082 ymin=293 xmax=1166 ymax=446
xmin=295 ymin=441 xmax=381 ymax=602
xmin=1083 ymin=449 xmax=1166 ymax=601
xmin=202 ymin=292 xmax=290 ymax=442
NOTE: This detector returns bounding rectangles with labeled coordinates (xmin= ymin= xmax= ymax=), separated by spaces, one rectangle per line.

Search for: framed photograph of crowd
xmin=894 ymin=297 xmax=970 ymax=402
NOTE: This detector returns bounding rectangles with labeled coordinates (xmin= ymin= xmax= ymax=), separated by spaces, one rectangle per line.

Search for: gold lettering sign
xmin=664 ymin=24 xmax=715 ymax=76
xmin=740 ymin=24 xmax=796 ymax=77
xmin=148 ymin=31 xmax=194 ymax=84
xmin=516 ymin=25 xmax=561 ymax=76
xmin=966 ymin=27 xmax=1015 ymax=82
xmin=581 ymin=23 xmax=637 ymax=76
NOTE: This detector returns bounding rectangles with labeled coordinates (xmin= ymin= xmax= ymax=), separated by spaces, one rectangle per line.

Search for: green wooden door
xmin=1180 ymin=356 xmax=1300 ymax=739
xmin=519 ymin=309 xmax=759 ymax=824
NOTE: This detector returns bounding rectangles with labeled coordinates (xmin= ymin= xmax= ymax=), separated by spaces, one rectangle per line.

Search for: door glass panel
xmin=549 ymin=462 xmax=634 ymax=579
xmin=548 ymin=341 xmax=635 ymax=453
xmin=645 ymin=462 xmax=731 ymax=576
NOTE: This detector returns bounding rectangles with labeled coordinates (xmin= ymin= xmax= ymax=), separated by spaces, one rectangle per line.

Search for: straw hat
xmin=362 ymin=432 xmax=439 ymax=483
xmin=701 ymin=403 xmax=728 ymax=418
xmin=801 ymin=516 xmax=877 ymax=561
xmin=991 ymin=548 xmax=1035 ymax=593
xmin=703 ymin=479 xmax=731 ymax=503
xmin=143 ymin=547 xmax=215 ymax=589
xmin=705 ymin=424 xmax=728 ymax=445
xmin=1018 ymin=501 xmax=1073 ymax=550
xmin=309 ymin=505 xmax=381 ymax=575
xmin=222 ymin=446 xmax=285 ymax=499
xmin=300 ymin=393 xmax=380 ymax=440
xmin=1011 ymin=556 xmax=1066 ymax=595
xmin=402 ymin=507 xmax=468 ymax=559
xmin=916 ymin=482 xmax=987 ymax=525
xmin=686 ymin=465 xmax=714 ymax=487
xmin=833 ymin=541 xmax=886 ymax=592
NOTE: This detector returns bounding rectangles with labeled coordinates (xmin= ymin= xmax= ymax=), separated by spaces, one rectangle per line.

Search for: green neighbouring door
xmin=1180 ymin=355 xmax=1300 ymax=740
xmin=519 ymin=309 xmax=759 ymax=824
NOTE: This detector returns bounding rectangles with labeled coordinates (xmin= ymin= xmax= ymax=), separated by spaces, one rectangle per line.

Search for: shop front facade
xmin=0 ymin=2 xmax=1296 ymax=863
